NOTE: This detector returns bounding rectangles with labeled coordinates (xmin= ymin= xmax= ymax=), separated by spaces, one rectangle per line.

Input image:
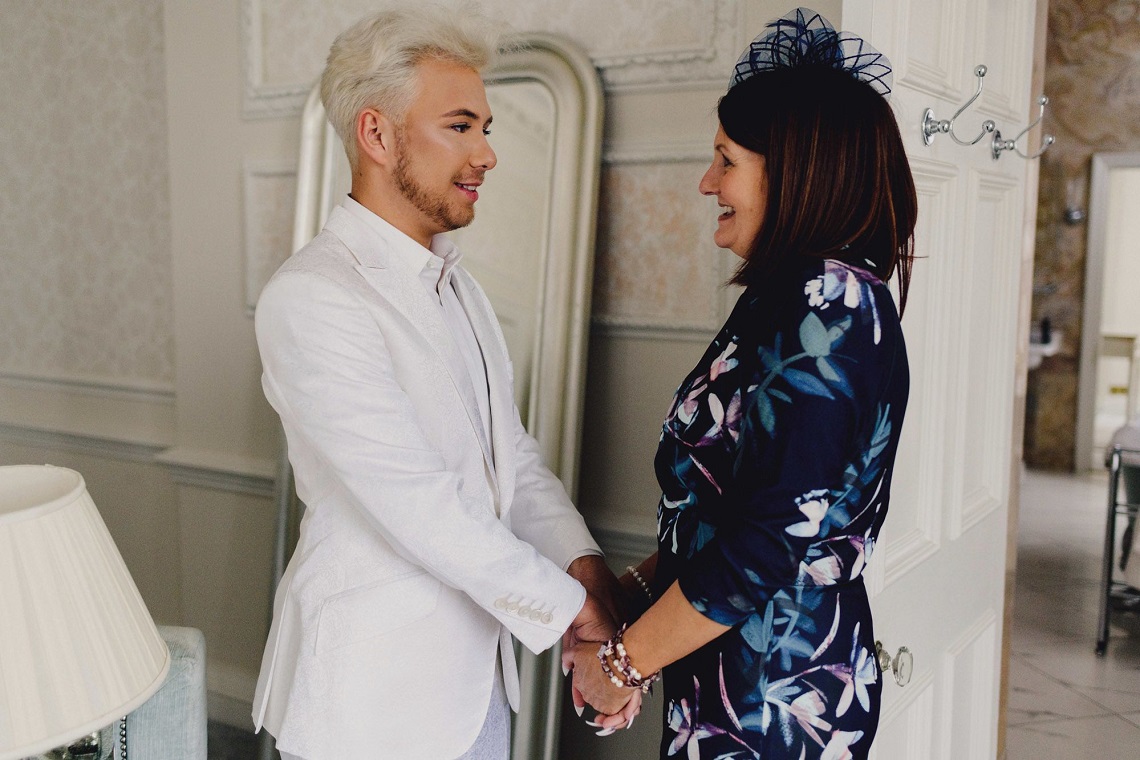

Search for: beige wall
xmin=0 ymin=0 xmax=186 ymax=712
xmin=0 ymin=0 xmax=841 ymax=747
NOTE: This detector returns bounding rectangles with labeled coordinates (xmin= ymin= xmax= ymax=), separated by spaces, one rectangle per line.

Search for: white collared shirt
xmin=343 ymin=198 xmax=493 ymax=460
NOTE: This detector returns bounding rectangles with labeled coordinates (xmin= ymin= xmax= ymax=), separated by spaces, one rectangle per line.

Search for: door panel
xmin=869 ymin=674 xmax=935 ymax=760
xmin=842 ymin=0 xmax=1037 ymax=756
xmin=939 ymin=612 xmax=999 ymax=760
xmin=955 ymin=171 xmax=1021 ymax=536
xmin=874 ymin=157 xmax=958 ymax=590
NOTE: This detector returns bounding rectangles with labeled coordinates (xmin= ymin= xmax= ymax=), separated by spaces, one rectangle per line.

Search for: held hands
xmin=561 ymin=555 xmax=659 ymax=732
xmin=565 ymin=555 xmax=630 ymax=626
xmin=560 ymin=556 xmax=626 ymax=710
xmin=560 ymin=591 xmax=640 ymax=732
xmin=568 ymin=641 xmax=642 ymax=733
xmin=563 ymin=591 xmax=616 ymax=652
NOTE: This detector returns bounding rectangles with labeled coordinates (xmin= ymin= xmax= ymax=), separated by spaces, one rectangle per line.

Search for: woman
xmin=567 ymin=9 xmax=917 ymax=759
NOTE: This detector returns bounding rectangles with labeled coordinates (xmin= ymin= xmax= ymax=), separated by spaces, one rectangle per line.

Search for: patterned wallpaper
xmin=0 ymin=0 xmax=736 ymax=392
xmin=593 ymin=161 xmax=729 ymax=332
xmin=0 ymin=0 xmax=174 ymax=387
xmin=243 ymin=0 xmax=741 ymax=115
xmin=1025 ymin=0 xmax=1140 ymax=469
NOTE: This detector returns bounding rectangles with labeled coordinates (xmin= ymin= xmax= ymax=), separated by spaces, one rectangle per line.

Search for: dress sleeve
xmin=677 ymin=268 xmax=899 ymax=628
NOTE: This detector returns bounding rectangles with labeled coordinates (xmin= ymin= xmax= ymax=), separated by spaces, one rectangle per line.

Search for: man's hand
xmin=561 ymin=591 xmax=616 ymax=705
xmin=564 ymin=592 xmax=616 ymax=650
xmin=562 ymin=558 xmax=625 ymax=684
xmin=567 ymin=555 xmax=629 ymax=626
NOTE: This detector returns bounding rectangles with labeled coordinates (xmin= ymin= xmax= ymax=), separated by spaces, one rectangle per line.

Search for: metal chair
xmin=1095 ymin=445 xmax=1140 ymax=655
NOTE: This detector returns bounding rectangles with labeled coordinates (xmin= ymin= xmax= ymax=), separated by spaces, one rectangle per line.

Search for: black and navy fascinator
xmin=731 ymin=7 xmax=893 ymax=100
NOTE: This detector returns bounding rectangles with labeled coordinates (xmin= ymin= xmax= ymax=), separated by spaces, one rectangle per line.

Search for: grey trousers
xmin=279 ymin=665 xmax=510 ymax=760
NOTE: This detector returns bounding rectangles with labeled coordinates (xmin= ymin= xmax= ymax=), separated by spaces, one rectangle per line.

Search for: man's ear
xmin=356 ymin=108 xmax=396 ymax=168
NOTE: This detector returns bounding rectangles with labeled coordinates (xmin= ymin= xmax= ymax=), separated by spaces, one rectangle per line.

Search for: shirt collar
xmin=341 ymin=196 xmax=464 ymax=292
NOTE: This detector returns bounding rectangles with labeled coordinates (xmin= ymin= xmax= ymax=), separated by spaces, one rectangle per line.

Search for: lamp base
xmin=32 ymin=732 xmax=100 ymax=760
xmin=27 ymin=716 xmax=126 ymax=760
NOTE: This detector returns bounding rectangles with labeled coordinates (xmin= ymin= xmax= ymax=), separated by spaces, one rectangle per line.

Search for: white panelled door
xmin=841 ymin=1 xmax=1038 ymax=757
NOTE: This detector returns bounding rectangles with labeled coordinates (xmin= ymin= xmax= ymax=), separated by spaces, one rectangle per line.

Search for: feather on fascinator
xmin=731 ymin=7 xmax=893 ymax=100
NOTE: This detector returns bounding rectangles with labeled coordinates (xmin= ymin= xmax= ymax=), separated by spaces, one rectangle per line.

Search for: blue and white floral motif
xmin=821 ymin=624 xmax=876 ymax=718
xmin=654 ymin=257 xmax=908 ymax=758
xmin=786 ymin=489 xmax=831 ymax=538
xmin=805 ymin=261 xmax=885 ymax=344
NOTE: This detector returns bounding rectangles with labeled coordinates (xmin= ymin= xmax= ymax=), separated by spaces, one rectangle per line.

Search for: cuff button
xmin=541 ymin=612 xmax=553 ymax=624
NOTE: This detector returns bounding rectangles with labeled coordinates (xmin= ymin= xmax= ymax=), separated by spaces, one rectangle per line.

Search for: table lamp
xmin=0 ymin=465 xmax=170 ymax=760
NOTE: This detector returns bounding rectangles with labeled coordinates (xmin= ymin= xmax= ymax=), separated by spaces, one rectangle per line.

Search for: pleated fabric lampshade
xmin=0 ymin=465 xmax=170 ymax=760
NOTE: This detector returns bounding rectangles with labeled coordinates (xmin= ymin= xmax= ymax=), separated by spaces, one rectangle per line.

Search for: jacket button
xmin=494 ymin=598 xmax=507 ymax=610
xmin=507 ymin=601 xmax=520 ymax=613
xmin=529 ymin=610 xmax=542 ymax=621
xmin=519 ymin=606 xmax=531 ymax=617
xmin=541 ymin=612 xmax=553 ymax=624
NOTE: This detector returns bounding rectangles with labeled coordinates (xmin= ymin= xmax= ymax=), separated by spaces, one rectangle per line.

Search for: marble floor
xmin=1005 ymin=469 xmax=1140 ymax=758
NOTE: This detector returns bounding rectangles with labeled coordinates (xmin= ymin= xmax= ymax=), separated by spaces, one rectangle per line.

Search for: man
xmin=250 ymin=7 xmax=620 ymax=759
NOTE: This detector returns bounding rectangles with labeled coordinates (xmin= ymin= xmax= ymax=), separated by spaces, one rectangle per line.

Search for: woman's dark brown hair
xmin=719 ymin=64 xmax=918 ymax=312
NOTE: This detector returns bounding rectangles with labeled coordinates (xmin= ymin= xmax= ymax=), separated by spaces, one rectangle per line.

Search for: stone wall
xmin=1025 ymin=0 xmax=1140 ymax=469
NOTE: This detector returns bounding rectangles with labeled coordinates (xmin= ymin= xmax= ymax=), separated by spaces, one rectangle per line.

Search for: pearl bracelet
xmin=597 ymin=623 xmax=660 ymax=694
xmin=626 ymin=565 xmax=653 ymax=601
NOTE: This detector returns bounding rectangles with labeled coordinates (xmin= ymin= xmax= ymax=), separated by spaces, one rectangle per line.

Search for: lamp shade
xmin=0 ymin=465 xmax=170 ymax=760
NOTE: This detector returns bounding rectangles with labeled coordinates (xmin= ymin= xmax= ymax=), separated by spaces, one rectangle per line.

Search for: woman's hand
xmin=568 ymin=641 xmax=641 ymax=728
xmin=589 ymin=691 xmax=642 ymax=734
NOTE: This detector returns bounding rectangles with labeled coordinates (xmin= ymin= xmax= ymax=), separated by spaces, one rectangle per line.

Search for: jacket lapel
xmin=325 ymin=207 xmax=498 ymax=484
xmin=452 ymin=268 xmax=516 ymax=510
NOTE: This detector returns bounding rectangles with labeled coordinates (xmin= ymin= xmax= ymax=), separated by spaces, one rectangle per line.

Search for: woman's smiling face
xmin=699 ymin=125 xmax=767 ymax=259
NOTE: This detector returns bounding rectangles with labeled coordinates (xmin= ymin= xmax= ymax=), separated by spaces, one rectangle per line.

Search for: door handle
xmin=875 ymin=640 xmax=914 ymax=686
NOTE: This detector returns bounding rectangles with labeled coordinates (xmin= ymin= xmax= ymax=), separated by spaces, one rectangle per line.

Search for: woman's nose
xmin=699 ymin=164 xmax=718 ymax=196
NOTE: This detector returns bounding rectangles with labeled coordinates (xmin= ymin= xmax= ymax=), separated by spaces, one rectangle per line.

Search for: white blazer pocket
xmin=315 ymin=570 xmax=440 ymax=654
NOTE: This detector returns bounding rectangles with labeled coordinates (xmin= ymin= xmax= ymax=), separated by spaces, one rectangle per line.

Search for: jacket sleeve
xmin=676 ymin=275 xmax=900 ymax=628
xmin=506 ymin=403 xmax=602 ymax=571
xmin=256 ymin=270 xmax=585 ymax=653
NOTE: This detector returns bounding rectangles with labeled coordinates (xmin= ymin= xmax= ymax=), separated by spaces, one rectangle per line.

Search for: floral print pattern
xmin=652 ymin=258 xmax=909 ymax=759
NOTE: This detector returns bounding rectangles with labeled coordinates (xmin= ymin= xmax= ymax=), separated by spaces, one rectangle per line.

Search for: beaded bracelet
xmin=626 ymin=565 xmax=653 ymax=602
xmin=597 ymin=623 xmax=660 ymax=694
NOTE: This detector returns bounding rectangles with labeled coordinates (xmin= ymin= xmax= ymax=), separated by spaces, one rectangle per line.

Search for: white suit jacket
xmin=251 ymin=203 xmax=599 ymax=759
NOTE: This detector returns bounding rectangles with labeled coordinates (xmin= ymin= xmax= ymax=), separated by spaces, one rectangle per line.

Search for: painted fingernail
xmin=626 ymin=713 xmax=636 ymax=730
xmin=562 ymin=662 xmax=570 ymax=677
xmin=596 ymin=727 xmax=617 ymax=737
xmin=584 ymin=720 xmax=601 ymax=727
xmin=574 ymin=703 xmax=584 ymax=718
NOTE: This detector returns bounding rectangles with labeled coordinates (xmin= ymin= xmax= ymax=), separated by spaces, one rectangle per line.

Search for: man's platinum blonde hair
xmin=320 ymin=3 xmax=501 ymax=168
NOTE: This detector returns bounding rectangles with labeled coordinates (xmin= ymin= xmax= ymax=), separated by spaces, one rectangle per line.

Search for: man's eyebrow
xmin=441 ymin=108 xmax=487 ymax=121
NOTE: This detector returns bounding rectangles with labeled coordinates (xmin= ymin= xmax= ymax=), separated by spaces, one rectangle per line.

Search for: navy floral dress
xmin=652 ymin=256 xmax=908 ymax=759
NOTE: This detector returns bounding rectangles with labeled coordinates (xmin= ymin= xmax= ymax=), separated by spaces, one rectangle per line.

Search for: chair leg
xmin=1097 ymin=451 xmax=1123 ymax=655
xmin=1121 ymin=517 xmax=1135 ymax=573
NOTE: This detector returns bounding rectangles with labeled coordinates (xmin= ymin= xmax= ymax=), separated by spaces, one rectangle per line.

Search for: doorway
xmin=1075 ymin=153 xmax=1140 ymax=471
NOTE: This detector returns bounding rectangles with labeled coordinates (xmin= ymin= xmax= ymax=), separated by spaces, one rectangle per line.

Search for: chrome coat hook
xmin=992 ymin=95 xmax=1055 ymax=160
xmin=921 ymin=65 xmax=997 ymax=146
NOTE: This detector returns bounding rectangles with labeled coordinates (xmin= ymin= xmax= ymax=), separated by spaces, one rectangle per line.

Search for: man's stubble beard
xmin=392 ymin=134 xmax=474 ymax=234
